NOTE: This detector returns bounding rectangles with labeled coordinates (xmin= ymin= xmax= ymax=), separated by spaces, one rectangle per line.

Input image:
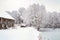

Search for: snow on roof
xmin=0 ymin=12 xmax=14 ymax=20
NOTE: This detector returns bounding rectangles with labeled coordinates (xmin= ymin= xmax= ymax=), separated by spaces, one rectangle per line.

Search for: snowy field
xmin=0 ymin=27 xmax=40 ymax=40
xmin=0 ymin=26 xmax=60 ymax=40
xmin=41 ymin=28 xmax=60 ymax=40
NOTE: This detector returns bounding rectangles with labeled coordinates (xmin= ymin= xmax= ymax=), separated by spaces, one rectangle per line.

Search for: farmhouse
xmin=0 ymin=12 xmax=15 ymax=29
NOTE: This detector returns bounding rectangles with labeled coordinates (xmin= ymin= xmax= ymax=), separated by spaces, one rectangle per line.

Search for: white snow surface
xmin=0 ymin=12 xmax=14 ymax=20
xmin=0 ymin=27 xmax=40 ymax=40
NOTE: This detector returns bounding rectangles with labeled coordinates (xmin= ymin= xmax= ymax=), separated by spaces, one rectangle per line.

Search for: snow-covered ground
xmin=0 ymin=26 xmax=60 ymax=40
xmin=0 ymin=27 xmax=40 ymax=40
xmin=41 ymin=28 xmax=60 ymax=40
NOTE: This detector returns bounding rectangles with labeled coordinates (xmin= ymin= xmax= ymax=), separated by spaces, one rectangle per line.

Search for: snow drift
xmin=0 ymin=27 xmax=40 ymax=40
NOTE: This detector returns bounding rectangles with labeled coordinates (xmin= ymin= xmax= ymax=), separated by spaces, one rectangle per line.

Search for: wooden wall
xmin=0 ymin=17 xmax=15 ymax=29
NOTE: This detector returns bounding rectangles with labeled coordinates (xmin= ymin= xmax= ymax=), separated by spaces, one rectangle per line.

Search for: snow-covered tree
xmin=45 ymin=12 xmax=60 ymax=28
xmin=18 ymin=7 xmax=25 ymax=16
xmin=26 ymin=4 xmax=46 ymax=30
xmin=6 ymin=10 xmax=23 ymax=24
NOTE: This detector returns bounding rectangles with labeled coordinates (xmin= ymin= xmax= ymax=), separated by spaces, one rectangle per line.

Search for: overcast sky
xmin=0 ymin=0 xmax=60 ymax=12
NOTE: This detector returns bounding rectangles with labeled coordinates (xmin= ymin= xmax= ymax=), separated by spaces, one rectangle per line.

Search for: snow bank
xmin=0 ymin=27 xmax=40 ymax=40
xmin=41 ymin=29 xmax=60 ymax=40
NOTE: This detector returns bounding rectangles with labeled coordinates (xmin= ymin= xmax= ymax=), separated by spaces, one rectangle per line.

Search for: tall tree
xmin=6 ymin=10 xmax=23 ymax=24
xmin=27 ymin=4 xmax=46 ymax=30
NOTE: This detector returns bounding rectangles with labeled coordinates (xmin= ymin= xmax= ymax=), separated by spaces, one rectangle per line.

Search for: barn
xmin=0 ymin=12 xmax=15 ymax=29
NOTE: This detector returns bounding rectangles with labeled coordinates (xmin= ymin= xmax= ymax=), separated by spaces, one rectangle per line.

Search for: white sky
xmin=0 ymin=0 xmax=60 ymax=12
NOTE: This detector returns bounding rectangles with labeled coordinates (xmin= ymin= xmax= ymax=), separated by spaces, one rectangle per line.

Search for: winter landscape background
xmin=0 ymin=0 xmax=60 ymax=40
xmin=6 ymin=3 xmax=60 ymax=30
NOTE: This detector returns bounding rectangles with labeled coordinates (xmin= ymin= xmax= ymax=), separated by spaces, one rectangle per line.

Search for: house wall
xmin=0 ymin=18 xmax=15 ymax=29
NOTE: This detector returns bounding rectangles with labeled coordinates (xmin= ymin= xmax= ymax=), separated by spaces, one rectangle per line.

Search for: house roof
xmin=0 ymin=12 xmax=15 ymax=20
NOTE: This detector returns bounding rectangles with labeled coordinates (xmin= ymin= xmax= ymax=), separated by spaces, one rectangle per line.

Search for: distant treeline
xmin=6 ymin=3 xmax=60 ymax=30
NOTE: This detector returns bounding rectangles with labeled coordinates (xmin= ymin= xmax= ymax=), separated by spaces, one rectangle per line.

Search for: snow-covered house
xmin=0 ymin=12 xmax=15 ymax=29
